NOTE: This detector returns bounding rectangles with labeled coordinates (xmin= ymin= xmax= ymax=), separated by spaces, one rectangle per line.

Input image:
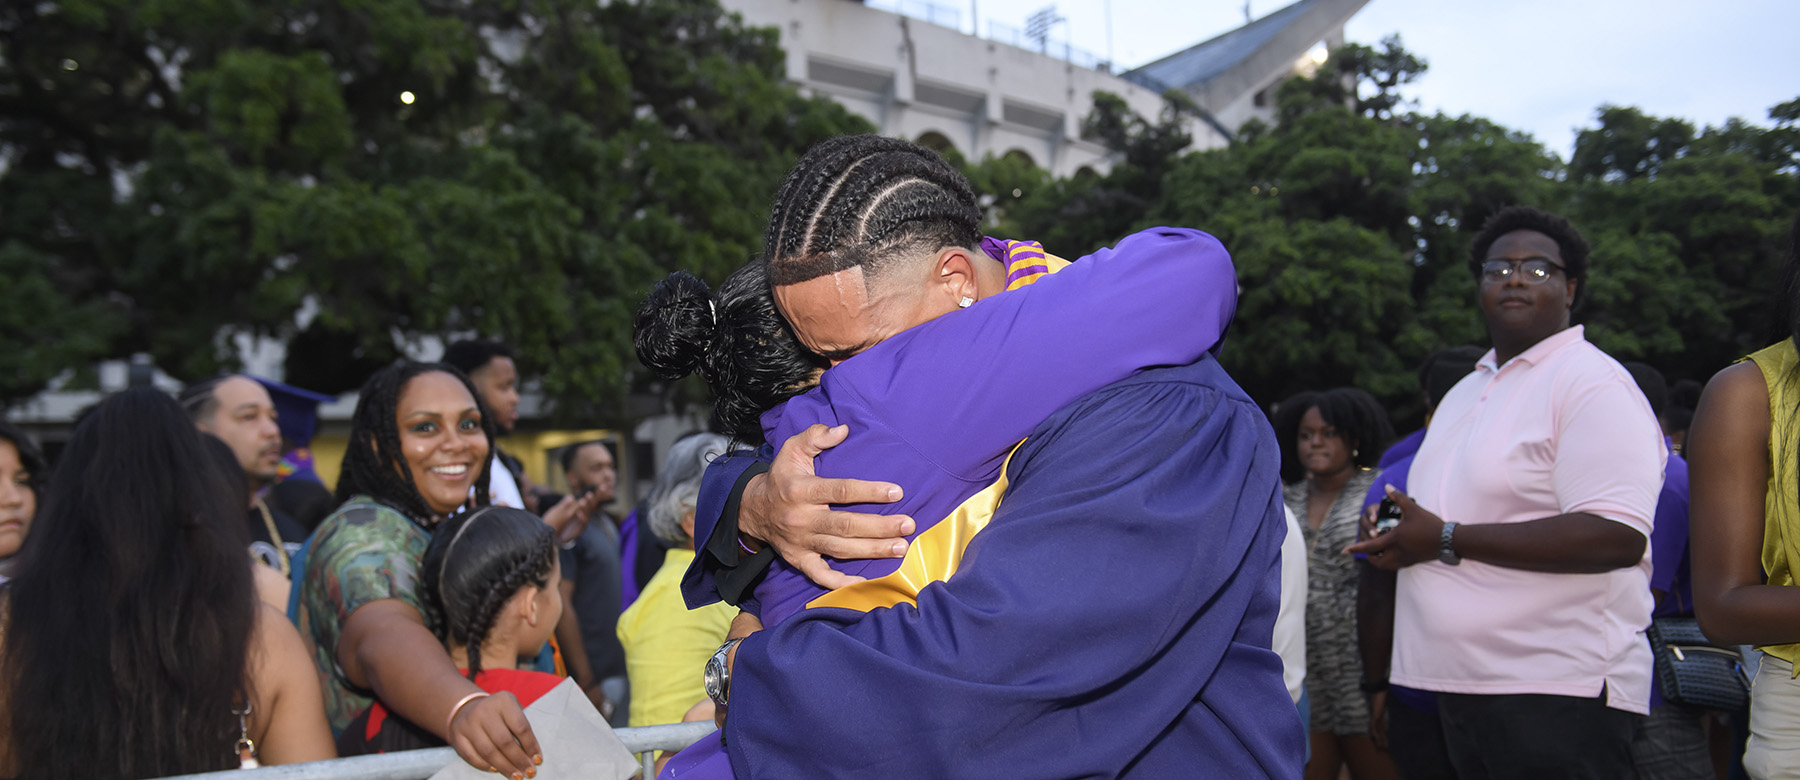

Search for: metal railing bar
xmin=157 ymin=721 xmax=717 ymax=780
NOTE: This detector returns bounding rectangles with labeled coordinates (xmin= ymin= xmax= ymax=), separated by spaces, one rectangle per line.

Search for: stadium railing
xmin=156 ymin=721 xmax=718 ymax=780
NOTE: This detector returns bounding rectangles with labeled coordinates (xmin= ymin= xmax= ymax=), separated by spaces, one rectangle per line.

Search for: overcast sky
xmin=957 ymin=0 xmax=1798 ymax=158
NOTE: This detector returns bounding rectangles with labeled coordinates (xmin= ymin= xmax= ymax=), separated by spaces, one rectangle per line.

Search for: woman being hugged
xmin=0 ymin=389 xmax=333 ymax=779
xmin=1692 ymin=209 xmax=1800 ymax=780
xmin=299 ymin=362 xmax=544 ymax=777
xmin=339 ymin=506 xmax=566 ymax=754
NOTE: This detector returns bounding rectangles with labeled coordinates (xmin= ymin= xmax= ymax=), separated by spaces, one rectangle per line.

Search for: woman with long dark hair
xmin=0 ymin=422 xmax=46 ymax=576
xmin=1691 ymin=209 xmax=1800 ymax=779
xmin=298 ymin=362 xmax=545 ymax=778
xmin=1271 ymin=388 xmax=1396 ymax=780
xmin=0 ymin=389 xmax=333 ymax=778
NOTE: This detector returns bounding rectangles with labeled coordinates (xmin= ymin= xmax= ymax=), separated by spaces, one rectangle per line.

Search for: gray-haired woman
xmin=615 ymin=433 xmax=740 ymax=735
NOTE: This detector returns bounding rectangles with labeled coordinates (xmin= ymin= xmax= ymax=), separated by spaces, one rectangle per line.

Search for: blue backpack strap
xmin=286 ymin=534 xmax=312 ymax=626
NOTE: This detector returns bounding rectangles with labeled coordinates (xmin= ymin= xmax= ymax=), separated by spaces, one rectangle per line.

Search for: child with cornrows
xmin=338 ymin=507 xmax=566 ymax=756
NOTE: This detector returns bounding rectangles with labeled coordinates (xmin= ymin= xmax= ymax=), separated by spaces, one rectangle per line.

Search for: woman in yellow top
xmin=617 ymin=433 xmax=738 ymax=737
xmin=1692 ymin=209 xmax=1800 ymax=780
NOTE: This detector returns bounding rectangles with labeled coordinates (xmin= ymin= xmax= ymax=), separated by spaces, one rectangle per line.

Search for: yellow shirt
xmin=1750 ymin=338 xmax=1800 ymax=666
xmin=616 ymin=548 xmax=735 ymax=727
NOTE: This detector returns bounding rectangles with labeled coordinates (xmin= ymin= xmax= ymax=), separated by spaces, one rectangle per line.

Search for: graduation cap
xmin=249 ymin=376 xmax=337 ymax=448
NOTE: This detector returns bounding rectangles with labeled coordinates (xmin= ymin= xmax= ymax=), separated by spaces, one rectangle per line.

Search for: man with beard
xmin=180 ymin=375 xmax=308 ymax=575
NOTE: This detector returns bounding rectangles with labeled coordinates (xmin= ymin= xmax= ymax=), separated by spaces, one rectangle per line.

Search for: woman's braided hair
xmin=634 ymin=262 xmax=824 ymax=443
xmin=420 ymin=506 xmax=556 ymax=679
xmin=335 ymin=362 xmax=495 ymax=522
xmin=763 ymin=134 xmax=983 ymax=287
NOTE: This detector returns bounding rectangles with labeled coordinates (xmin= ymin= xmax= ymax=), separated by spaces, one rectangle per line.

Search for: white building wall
xmin=723 ymin=0 xmax=1229 ymax=176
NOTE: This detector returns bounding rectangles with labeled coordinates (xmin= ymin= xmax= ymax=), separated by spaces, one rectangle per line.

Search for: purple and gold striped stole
xmin=1002 ymin=239 xmax=1071 ymax=290
xmin=808 ymin=238 xmax=1072 ymax=614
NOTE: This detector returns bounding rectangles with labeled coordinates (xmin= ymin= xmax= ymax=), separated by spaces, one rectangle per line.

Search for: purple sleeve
xmin=724 ymin=359 xmax=1300 ymax=778
xmin=1648 ymin=452 xmax=1690 ymax=595
xmin=809 ymin=227 xmax=1237 ymax=481
xmin=681 ymin=448 xmax=775 ymax=609
xmin=1364 ymin=455 xmax=1413 ymax=510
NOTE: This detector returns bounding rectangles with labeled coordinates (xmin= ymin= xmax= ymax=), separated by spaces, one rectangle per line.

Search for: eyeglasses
xmin=1480 ymin=258 xmax=1565 ymax=284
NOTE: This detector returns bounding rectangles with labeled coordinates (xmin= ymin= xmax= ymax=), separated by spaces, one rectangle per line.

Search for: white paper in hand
xmin=429 ymin=679 xmax=640 ymax=780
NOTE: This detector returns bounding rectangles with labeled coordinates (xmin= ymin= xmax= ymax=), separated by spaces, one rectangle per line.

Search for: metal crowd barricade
xmin=158 ymin=721 xmax=717 ymax=780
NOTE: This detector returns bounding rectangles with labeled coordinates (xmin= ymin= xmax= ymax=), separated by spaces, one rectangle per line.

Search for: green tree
xmin=0 ymin=0 xmax=870 ymax=419
xmin=1019 ymin=32 xmax=1799 ymax=426
xmin=982 ymin=89 xmax=1198 ymax=253
xmin=1147 ymin=38 xmax=1546 ymax=420
xmin=1566 ymin=103 xmax=1800 ymax=382
xmin=1275 ymin=34 xmax=1425 ymax=124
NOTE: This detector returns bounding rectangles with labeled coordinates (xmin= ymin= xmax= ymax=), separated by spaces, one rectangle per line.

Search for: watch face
xmin=704 ymin=655 xmax=725 ymax=703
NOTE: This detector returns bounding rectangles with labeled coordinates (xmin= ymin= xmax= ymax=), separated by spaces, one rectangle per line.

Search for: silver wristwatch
xmin=705 ymin=638 xmax=744 ymax=707
xmin=1438 ymin=521 xmax=1462 ymax=566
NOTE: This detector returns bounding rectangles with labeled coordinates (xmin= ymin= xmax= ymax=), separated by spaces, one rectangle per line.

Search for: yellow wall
xmin=311 ymin=435 xmax=349 ymax=492
xmin=307 ymin=429 xmax=621 ymax=496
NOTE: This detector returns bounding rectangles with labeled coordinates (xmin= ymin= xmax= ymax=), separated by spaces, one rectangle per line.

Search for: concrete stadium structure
xmin=719 ymin=0 xmax=1371 ymax=176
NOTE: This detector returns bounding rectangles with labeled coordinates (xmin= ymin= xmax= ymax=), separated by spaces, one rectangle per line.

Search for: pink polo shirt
xmin=1391 ymin=326 xmax=1664 ymax=714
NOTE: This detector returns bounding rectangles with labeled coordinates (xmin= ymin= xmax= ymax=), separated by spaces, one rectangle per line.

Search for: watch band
xmin=1438 ymin=521 xmax=1462 ymax=566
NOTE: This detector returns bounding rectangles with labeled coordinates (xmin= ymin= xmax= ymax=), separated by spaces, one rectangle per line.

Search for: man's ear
xmin=934 ymin=247 xmax=979 ymax=304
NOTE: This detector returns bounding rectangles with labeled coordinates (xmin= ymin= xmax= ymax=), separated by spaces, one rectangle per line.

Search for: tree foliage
xmin=0 ymin=0 xmax=871 ymax=418
xmin=999 ymin=37 xmax=1799 ymax=428
xmin=6 ymin=14 xmax=1797 ymax=433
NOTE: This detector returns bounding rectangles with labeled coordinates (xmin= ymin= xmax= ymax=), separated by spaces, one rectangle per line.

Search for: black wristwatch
xmin=1438 ymin=521 xmax=1462 ymax=566
xmin=705 ymin=638 xmax=744 ymax=707
xmin=1359 ymin=678 xmax=1389 ymax=695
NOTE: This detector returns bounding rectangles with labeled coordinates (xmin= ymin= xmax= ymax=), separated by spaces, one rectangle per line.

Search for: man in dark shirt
xmin=179 ymin=375 xmax=306 ymax=572
xmin=558 ymin=440 xmax=630 ymax=724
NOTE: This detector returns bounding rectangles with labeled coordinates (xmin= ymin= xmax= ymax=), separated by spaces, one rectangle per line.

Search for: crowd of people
xmin=0 ymin=131 xmax=1797 ymax=780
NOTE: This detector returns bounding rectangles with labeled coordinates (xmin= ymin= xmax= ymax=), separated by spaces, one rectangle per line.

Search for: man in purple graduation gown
xmin=662 ymin=135 xmax=1299 ymax=778
xmin=664 ymin=234 xmax=1300 ymax=777
xmin=717 ymin=355 xmax=1297 ymax=778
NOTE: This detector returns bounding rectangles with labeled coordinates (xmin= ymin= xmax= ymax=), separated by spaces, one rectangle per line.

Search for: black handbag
xmin=1647 ymin=617 xmax=1750 ymax=712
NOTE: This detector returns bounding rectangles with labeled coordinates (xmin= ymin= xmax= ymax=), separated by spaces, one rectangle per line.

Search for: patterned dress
xmin=297 ymin=495 xmax=434 ymax=733
xmin=1284 ymin=469 xmax=1379 ymax=736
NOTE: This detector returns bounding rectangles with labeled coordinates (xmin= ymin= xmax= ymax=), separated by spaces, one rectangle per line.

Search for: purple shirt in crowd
xmin=1378 ymin=428 xmax=1425 ymax=473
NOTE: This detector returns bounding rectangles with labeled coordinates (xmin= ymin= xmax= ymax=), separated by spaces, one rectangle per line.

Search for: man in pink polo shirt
xmin=1349 ymin=206 xmax=1665 ymax=779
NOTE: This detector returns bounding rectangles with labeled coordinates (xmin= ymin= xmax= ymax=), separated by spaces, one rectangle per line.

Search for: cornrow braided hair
xmin=764 ymin=134 xmax=983 ymax=287
xmin=335 ymin=362 xmax=495 ymax=523
xmin=420 ymin=507 xmax=557 ymax=680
